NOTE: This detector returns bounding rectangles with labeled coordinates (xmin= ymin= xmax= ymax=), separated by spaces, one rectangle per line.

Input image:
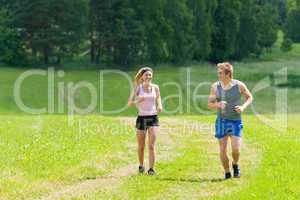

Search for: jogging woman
xmin=208 ymin=62 xmax=253 ymax=179
xmin=128 ymin=67 xmax=163 ymax=175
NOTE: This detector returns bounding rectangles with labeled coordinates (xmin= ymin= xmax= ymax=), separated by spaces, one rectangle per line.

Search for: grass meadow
xmin=0 ymin=34 xmax=299 ymax=199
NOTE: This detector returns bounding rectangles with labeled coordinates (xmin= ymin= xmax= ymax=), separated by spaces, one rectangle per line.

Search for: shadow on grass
xmin=155 ymin=177 xmax=224 ymax=183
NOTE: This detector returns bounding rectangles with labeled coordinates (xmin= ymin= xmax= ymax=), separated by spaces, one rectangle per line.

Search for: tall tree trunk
xmin=90 ymin=32 xmax=95 ymax=63
xmin=43 ymin=47 xmax=49 ymax=65
xmin=95 ymin=47 xmax=100 ymax=64
xmin=56 ymin=55 xmax=61 ymax=65
xmin=91 ymin=40 xmax=95 ymax=63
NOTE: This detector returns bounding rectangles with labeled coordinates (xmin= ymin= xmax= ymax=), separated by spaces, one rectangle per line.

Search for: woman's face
xmin=142 ymin=70 xmax=153 ymax=83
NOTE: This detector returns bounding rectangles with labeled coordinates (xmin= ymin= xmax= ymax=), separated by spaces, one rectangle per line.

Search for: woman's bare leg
xmin=136 ymin=129 xmax=146 ymax=166
xmin=148 ymin=126 xmax=158 ymax=169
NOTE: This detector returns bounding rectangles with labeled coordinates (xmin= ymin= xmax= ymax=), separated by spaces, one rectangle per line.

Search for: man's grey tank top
xmin=216 ymin=80 xmax=241 ymax=120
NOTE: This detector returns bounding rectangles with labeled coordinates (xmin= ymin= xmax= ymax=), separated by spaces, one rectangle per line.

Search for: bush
xmin=280 ymin=37 xmax=293 ymax=52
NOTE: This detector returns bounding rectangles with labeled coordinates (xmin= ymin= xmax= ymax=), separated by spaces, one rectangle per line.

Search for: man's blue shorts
xmin=215 ymin=118 xmax=243 ymax=139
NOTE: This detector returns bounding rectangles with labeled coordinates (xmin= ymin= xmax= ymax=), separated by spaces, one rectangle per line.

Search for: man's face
xmin=217 ymin=68 xmax=226 ymax=81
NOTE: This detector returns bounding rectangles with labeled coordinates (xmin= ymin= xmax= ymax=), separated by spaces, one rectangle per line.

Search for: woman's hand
xmin=136 ymin=96 xmax=145 ymax=103
xmin=127 ymin=100 xmax=134 ymax=107
xmin=157 ymin=106 xmax=163 ymax=113
xmin=128 ymin=96 xmax=145 ymax=107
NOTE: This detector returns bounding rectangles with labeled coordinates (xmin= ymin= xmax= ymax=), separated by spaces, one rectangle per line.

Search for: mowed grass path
xmin=0 ymin=114 xmax=299 ymax=199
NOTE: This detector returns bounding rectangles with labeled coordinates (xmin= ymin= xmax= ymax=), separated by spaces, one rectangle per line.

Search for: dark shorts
xmin=136 ymin=115 xmax=159 ymax=131
xmin=215 ymin=117 xmax=243 ymax=139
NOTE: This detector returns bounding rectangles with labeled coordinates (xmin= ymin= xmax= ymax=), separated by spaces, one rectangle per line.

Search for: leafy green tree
xmin=234 ymin=0 xmax=258 ymax=59
xmin=255 ymin=3 xmax=278 ymax=51
xmin=89 ymin=0 xmax=112 ymax=64
xmin=285 ymin=0 xmax=300 ymax=42
xmin=278 ymin=0 xmax=287 ymax=26
xmin=142 ymin=0 xmax=170 ymax=64
xmin=10 ymin=0 xmax=88 ymax=65
xmin=90 ymin=0 xmax=146 ymax=66
xmin=211 ymin=0 xmax=241 ymax=62
xmin=287 ymin=0 xmax=297 ymax=12
xmin=0 ymin=0 xmax=287 ymax=67
xmin=0 ymin=8 xmax=26 ymax=65
xmin=164 ymin=0 xmax=195 ymax=64
xmin=187 ymin=0 xmax=217 ymax=61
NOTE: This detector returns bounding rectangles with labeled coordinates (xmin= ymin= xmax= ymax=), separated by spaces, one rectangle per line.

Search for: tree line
xmin=0 ymin=0 xmax=299 ymax=67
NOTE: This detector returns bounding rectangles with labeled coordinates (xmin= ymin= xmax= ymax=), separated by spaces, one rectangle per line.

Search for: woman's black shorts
xmin=136 ymin=115 xmax=159 ymax=131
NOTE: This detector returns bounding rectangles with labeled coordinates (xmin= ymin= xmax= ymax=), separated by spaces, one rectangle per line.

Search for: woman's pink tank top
xmin=137 ymin=84 xmax=157 ymax=116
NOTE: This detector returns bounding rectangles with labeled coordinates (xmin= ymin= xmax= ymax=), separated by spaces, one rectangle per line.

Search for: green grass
xmin=72 ymin=115 xmax=300 ymax=200
xmin=0 ymin=58 xmax=300 ymax=115
xmin=0 ymin=115 xmax=136 ymax=199
xmin=0 ymin=64 xmax=299 ymax=199
xmin=2 ymin=114 xmax=295 ymax=199
xmin=0 ymin=32 xmax=299 ymax=199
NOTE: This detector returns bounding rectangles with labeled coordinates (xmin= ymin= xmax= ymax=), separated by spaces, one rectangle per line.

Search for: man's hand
xmin=234 ymin=105 xmax=244 ymax=113
xmin=218 ymin=101 xmax=227 ymax=109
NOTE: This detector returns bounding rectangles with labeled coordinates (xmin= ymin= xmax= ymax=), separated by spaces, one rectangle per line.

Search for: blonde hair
xmin=217 ymin=62 xmax=233 ymax=78
xmin=134 ymin=67 xmax=153 ymax=86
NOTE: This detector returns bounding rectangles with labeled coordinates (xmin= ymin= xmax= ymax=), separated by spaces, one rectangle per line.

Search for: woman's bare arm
xmin=155 ymin=85 xmax=163 ymax=113
xmin=128 ymin=86 xmax=139 ymax=107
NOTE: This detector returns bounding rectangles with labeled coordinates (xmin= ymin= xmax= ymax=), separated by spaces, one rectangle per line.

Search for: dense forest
xmin=0 ymin=0 xmax=299 ymax=67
